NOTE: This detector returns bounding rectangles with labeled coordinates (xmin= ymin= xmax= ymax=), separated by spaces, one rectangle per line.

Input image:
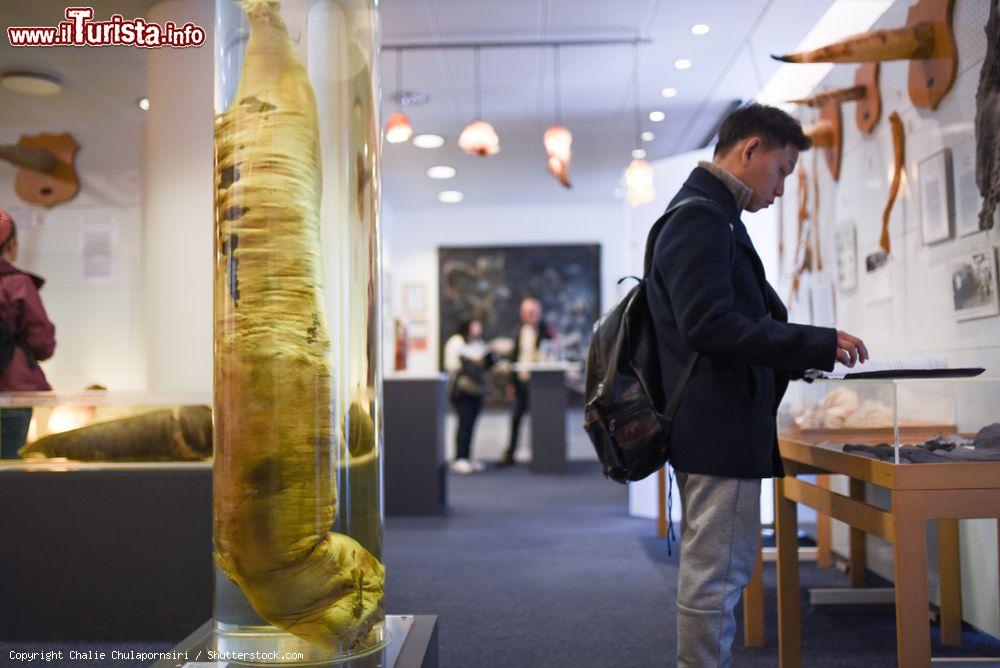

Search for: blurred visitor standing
xmin=0 ymin=209 xmax=57 ymax=459
xmin=443 ymin=316 xmax=497 ymax=474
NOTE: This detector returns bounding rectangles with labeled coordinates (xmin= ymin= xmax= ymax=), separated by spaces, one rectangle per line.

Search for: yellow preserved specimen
xmin=213 ymin=0 xmax=383 ymax=652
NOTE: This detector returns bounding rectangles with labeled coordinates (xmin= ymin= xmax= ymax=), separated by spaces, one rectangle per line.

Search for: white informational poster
xmin=952 ymin=138 xmax=984 ymax=237
xmin=80 ymin=217 xmax=117 ymax=283
xmin=918 ymin=149 xmax=952 ymax=245
xmin=810 ymin=277 xmax=836 ymax=327
xmin=834 ymin=223 xmax=858 ymax=291
xmin=863 ymin=248 xmax=892 ymax=305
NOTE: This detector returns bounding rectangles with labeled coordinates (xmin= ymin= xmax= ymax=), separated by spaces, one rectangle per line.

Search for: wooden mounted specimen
xmin=789 ymin=63 xmax=881 ymax=135
xmin=881 ymin=112 xmax=906 ymax=255
xmin=773 ymin=0 xmax=957 ymax=111
xmin=0 ymin=132 xmax=80 ymax=208
xmin=802 ymin=99 xmax=843 ymax=181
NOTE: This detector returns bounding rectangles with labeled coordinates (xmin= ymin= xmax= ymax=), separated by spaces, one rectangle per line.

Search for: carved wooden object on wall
xmin=881 ymin=112 xmax=905 ymax=255
xmin=773 ymin=0 xmax=956 ymax=110
xmin=0 ymin=132 xmax=80 ymax=208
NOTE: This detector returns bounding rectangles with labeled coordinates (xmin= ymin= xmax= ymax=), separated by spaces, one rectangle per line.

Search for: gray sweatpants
xmin=675 ymin=472 xmax=761 ymax=668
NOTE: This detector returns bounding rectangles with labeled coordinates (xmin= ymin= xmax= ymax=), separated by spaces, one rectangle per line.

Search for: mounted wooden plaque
xmin=855 ymin=63 xmax=881 ymax=134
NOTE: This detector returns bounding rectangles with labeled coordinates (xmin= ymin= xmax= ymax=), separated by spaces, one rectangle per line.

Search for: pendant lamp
xmin=544 ymin=45 xmax=573 ymax=188
xmin=459 ymin=47 xmax=500 ymax=156
xmin=625 ymin=44 xmax=654 ymax=205
xmin=386 ymin=50 xmax=413 ymax=143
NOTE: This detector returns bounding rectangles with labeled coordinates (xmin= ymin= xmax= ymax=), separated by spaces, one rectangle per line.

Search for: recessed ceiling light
xmin=631 ymin=148 xmax=647 ymax=159
xmin=660 ymin=87 xmax=677 ymax=98
xmin=413 ymin=134 xmax=445 ymax=149
xmin=649 ymin=111 xmax=666 ymax=122
xmin=427 ymin=165 xmax=456 ymax=179
xmin=674 ymin=59 xmax=692 ymax=70
xmin=438 ymin=190 xmax=464 ymax=204
xmin=691 ymin=24 xmax=710 ymax=35
xmin=1 ymin=71 xmax=62 ymax=96
xmin=137 ymin=97 xmax=150 ymax=111
xmin=641 ymin=131 xmax=655 ymax=142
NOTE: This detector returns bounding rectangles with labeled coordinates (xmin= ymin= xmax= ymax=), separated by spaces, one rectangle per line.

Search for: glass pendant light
xmin=386 ymin=50 xmax=412 ymax=143
xmin=544 ymin=45 xmax=572 ymax=188
xmin=626 ymin=44 xmax=654 ymax=206
xmin=459 ymin=47 xmax=500 ymax=156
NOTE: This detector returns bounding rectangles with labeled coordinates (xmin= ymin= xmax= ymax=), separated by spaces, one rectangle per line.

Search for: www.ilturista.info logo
xmin=6 ymin=7 xmax=206 ymax=48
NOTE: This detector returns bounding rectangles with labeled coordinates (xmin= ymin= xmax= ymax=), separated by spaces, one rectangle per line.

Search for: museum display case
xmin=0 ymin=391 xmax=211 ymax=463
xmin=213 ymin=0 xmax=384 ymax=663
xmin=781 ymin=374 xmax=1000 ymax=463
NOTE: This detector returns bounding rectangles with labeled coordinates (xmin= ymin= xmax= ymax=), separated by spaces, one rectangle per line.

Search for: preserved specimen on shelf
xmin=17 ymin=406 xmax=212 ymax=461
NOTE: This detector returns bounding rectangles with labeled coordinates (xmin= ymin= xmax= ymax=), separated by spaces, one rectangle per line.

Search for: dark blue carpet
xmin=384 ymin=461 xmax=1000 ymax=668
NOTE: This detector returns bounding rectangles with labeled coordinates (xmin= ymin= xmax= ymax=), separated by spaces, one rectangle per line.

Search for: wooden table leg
xmin=938 ymin=518 xmax=962 ymax=645
xmin=892 ymin=491 xmax=931 ymax=668
xmin=743 ymin=532 xmax=765 ymax=646
xmin=776 ymin=477 xmax=802 ymax=668
xmin=849 ymin=478 xmax=867 ymax=588
xmin=816 ymin=475 xmax=832 ymax=568
xmin=657 ymin=467 xmax=667 ymax=538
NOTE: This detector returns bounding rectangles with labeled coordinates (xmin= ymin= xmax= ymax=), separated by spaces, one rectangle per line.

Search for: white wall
xmin=382 ymin=202 xmax=626 ymax=373
xmin=778 ymin=0 xmax=999 ymax=637
xmin=0 ymin=126 xmax=144 ymax=392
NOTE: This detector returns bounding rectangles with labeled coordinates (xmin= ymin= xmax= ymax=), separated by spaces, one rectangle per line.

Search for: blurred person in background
xmin=501 ymin=297 xmax=556 ymax=466
xmin=0 ymin=209 xmax=56 ymax=459
xmin=444 ymin=316 xmax=497 ymax=474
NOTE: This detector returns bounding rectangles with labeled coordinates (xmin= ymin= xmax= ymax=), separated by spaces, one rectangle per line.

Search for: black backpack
xmin=583 ymin=196 xmax=718 ymax=484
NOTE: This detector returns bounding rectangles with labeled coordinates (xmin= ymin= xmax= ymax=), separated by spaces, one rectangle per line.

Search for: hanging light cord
xmin=553 ymin=44 xmax=562 ymax=125
xmin=395 ymin=49 xmax=404 ymax=109
xmin=474 ymin=46 xmax=482 ymax=120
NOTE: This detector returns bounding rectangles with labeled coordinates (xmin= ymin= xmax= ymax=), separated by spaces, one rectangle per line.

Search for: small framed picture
xmin=834 ymin=224 xmax=857 ymax=291
xmin=918 ymin=149 xmax=953 ymax=245
xmin=949 ymin=248 xmax=999 ymax=321
xmin=951 ymin=138 xmax=983 ymax=237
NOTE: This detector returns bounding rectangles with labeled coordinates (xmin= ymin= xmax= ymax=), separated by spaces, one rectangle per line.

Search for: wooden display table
xmin=766 ymin=432 xmax=1000 ymax=667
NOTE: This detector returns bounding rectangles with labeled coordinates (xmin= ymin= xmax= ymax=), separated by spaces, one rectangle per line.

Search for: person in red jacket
xmin=0 ymin=209 xmax=56 ymax=458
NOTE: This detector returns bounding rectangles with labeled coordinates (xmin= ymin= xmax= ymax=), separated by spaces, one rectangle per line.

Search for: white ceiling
xmin=0 ymin=0 xmax=851 ymax=209
xmin=379 ymin=0 xmax=841 ymax=208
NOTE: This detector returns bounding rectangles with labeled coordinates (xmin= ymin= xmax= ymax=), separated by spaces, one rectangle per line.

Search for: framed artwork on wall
xmin=949 ymin=247 xmax=999 ymax=322
xmin=437 ymin=244 xmax=601 ymax=384
xmin=951 ymin=138 xmax=983 ymax=237
xmin=918 ymin=149 xmax=953 ymax=245
xmin=834 ymin=223 xmax=857 ymax=291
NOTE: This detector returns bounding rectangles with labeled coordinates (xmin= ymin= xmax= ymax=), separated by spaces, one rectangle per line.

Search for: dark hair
xmin=714 ymin=103 xmax=811 ymax=157
xmin=456 ymin=316 xmax=475 ymax=342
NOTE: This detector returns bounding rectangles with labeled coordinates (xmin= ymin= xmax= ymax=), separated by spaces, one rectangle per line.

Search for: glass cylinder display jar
xmin=212 ymin=0 xmax=383 ymax=663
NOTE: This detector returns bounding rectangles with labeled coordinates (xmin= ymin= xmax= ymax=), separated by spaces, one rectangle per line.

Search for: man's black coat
xmin=648 ymin=166 xmax=837 ymax=478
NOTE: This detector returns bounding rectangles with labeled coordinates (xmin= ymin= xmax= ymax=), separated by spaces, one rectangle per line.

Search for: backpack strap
xmin=664 ymin=350 xmax=698 ymax=422
xmin=642 ymin=195 xmax=718 ymax=278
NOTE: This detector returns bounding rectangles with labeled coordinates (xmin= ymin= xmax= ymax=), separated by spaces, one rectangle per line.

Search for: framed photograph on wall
xmin=834 ymin=223 xmax=857 ymax=291
xmin=951 ymin=138 xmax=983 ymax=237
xmin=949 ymin=247 xmax=999 ymax=321
xmin=919 ymin=149 xmax=952 ymax=245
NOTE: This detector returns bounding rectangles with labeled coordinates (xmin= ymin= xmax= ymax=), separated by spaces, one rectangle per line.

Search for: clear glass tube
xmin=212 ymin=0 xmax=383 ymax=663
